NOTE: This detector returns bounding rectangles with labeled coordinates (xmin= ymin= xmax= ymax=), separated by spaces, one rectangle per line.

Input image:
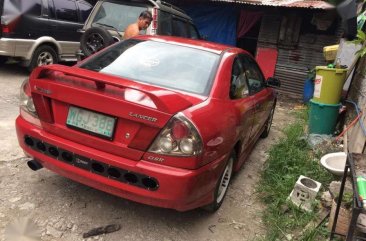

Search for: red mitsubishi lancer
xmin=16 ymin=36 xmax=280 ymax=211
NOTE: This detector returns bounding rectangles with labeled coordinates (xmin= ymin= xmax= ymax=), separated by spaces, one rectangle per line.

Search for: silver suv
xmin=0 ymin=0 xmax=93 ymax=71
xmin=78 ymin=0 xmax=200 ymax=58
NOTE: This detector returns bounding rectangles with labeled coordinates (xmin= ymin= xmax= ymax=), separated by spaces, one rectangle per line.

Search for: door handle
xmin=255 ymin=103 xmax=260 ymax=109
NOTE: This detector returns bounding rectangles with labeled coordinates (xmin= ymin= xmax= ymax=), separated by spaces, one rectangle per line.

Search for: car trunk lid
xmin=29 ymin=65 xmax=205 ymax=161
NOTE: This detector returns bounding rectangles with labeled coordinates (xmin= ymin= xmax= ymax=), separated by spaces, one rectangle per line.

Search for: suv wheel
xmin=80 ymin=27 xmax=115 ymax=57
xmin=28 ymin=45 xmax=58 ymax=72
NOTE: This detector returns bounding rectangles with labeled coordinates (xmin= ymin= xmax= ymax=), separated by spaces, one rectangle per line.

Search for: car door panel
xmin=13 ymin=0 xmax=45 ymax=39
xmin=235 ymin=96 xmax=256 ymax=168
xmin=48 ymin=0 xmax=83 ymax=42
xmin=240 ymin=54 xmax=273 ymax=140
xmin=227 ymin=56 xmax=257 ymax=168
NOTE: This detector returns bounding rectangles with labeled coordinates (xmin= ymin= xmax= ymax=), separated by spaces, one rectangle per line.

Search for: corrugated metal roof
xmin=210 ymin=0 xmax=334 ymax=9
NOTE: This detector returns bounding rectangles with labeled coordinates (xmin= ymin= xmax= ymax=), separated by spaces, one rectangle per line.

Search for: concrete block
xmin=288 ymin=175 xmax=322 ymax=212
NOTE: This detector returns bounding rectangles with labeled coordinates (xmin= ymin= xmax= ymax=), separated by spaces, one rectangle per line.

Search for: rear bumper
xmin=0 ymin=38 xmax=18 ymax=57
xmin=16 ymin=116 xmax=226 ymax=211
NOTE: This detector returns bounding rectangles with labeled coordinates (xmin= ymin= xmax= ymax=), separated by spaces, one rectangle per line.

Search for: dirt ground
xmin=0 ymin=63 xmax=300 ymax=241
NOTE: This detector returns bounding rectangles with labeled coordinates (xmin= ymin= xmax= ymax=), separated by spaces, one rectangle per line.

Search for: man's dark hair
xmin=139 ymin=10 xmax=153 ymax=21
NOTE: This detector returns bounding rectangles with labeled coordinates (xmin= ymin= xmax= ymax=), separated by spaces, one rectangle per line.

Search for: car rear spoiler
xmin=30 ymin=65 xmax=193 ymax=114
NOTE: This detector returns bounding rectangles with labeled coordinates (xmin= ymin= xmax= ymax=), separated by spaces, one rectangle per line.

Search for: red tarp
xmin=256 ymin=48 xmax=278 ymax=79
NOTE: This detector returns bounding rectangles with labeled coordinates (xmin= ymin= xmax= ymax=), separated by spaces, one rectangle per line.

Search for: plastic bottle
xmin=357 ymin=176 xmax=366 ymax=208
xmin=335 ymin=58 xmax=341 ymax=69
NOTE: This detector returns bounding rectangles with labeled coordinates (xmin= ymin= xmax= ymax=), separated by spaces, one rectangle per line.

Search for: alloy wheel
xmin=37 ymin=52 xmax=54 ymax=66
xmin=216 ymin=156 xmax=234 ymax=203
xmin=86 ymin=33 xmax=105 ymax=54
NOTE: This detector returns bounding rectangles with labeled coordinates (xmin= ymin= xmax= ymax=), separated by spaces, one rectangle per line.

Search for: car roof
xmin=133 ymin=35 xmax=237 ymax=55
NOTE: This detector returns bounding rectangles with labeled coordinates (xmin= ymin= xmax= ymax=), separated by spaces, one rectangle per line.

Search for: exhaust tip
xmin=27 ymin=160 xmax=43 ymax=171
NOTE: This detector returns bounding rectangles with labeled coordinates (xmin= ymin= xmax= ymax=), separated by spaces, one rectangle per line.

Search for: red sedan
xmin=16 ymin=36 xmax=280 ymax=211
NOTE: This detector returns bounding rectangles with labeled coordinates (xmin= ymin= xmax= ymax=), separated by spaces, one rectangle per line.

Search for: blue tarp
xmin=183 ymin=5 xmax=239 ymax=46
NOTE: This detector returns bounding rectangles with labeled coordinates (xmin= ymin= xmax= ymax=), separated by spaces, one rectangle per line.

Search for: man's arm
xmin=123 ymin=24 xmax=139 ymax=39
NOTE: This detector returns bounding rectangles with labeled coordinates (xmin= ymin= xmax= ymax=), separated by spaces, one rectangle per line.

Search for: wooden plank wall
xmin=347 ymin=57 xmax=366 ymax=153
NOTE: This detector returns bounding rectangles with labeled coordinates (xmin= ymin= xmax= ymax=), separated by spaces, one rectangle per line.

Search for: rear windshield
xmin=91 ymin=2 xmax=147 ymax=32
xmin=2 ymin=0 xmax=41 ymax=24
xmin=80 ymin=40 xmax=219 ymax=96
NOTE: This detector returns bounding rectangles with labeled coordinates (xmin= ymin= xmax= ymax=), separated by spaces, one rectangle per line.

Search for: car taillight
xmin=151 ymin=8 xmax=158 ymax=34
xmin=20 ymin=79 xmax=37 ymax=117
xmin=19 ymin=78 xmax=42 ymax=127
xmin=148 ymin=113 xmax=203 ymax=156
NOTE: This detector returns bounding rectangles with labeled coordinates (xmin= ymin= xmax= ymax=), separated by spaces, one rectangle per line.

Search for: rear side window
xmin=77 ymin=1 xmax=93 ymax=23
xmin=240 ymin=55 xmax=265 ymax=93
xmin=3 ymin=0 xmax=41 ymax=21
xmin=91 ymin=2 xmax=147 ymax=32
xmin=188 ymin=24 xmax=200 ymax=39
xmin=48 ymin=0 xmax=55 ymax=19
xmin=158 ymin=11 xmax=172 ymax=36
xmin=230 ymin=57 xmax=249 ymax=99
xmin=172 ymin=18 xmax=188 ymax=38
xmin=53 ymin=0 xmax=78 ymax=22
xmin=26 ymin=0 xmax=42 ymax=16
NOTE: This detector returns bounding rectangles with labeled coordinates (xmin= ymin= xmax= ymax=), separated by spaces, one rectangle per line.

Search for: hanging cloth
xmin=237 ymin=10 xmax=263 ymax=39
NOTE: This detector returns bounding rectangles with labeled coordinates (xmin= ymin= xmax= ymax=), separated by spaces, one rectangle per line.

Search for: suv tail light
xmin=1 ymin=24 xmax=10 ymax=33
xmin=148 ymin=113 xmax=203 ymax=156
xmin=151 ymin=8 xmax=158 ymax=34
xmin=1 ymin=17 xmax=20 ymax=34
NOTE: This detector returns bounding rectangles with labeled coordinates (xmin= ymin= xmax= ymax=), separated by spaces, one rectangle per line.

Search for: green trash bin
xmin=309 ymin=99 xmax=341 ymax=134
xmin=313 ymin=66 xmax=347 ymax=104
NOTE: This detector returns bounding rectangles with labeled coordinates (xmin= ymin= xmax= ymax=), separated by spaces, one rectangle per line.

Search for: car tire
xmin=80 ymin=27 xmax=115 ymax=57
xmin=28 ymin=45 xmax=58 ymax=72
xmin=202 ymin=152 xmax=235 ymax=212
xmin=260 ymin=102 xmax=276 ymax=138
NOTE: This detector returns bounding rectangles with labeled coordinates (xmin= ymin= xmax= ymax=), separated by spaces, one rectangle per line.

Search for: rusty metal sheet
xmin=210 ymin=0 xmax=334 ymax=9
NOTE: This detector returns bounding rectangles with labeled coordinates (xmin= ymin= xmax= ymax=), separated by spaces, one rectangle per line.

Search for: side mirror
xmin=266 ymin=77 xmax=281 ymax=88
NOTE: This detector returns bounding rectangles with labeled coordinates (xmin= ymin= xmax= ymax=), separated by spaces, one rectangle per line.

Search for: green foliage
xmin=257 ymin=109 xmax=333 ymax=240
xmin=300 ymin=223 xmax=330 ymax=241
xmin=352 ymin=30 xmax=366 ymax=58
xmin=341 ymin=192 xmax=353 ymax=209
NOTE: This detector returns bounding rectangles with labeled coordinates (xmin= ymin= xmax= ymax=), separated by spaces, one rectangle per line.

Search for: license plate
xmin=66 ymin=106 xmax=116 ymax=139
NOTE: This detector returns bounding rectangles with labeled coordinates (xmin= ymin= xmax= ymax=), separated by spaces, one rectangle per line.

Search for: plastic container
xmin=313 ymin=66 xmax=347 ymax=104
xmin=357 ymin=176 xmax=366 ymax=209
xmin=323 ymin=44 xmax=339 ymax=62
xmin=303 ymin=78 xmax=314 ymax=103
xmin=309 ymin=99 xmax=341 ymax=134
